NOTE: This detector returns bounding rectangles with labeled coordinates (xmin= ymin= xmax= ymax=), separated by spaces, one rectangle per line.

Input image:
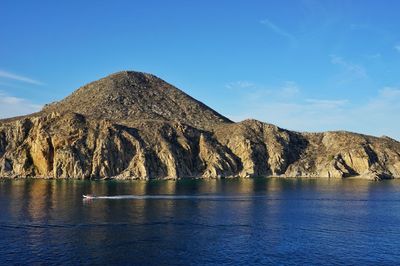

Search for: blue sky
xmin=1 ymin=0 xmax=400 ymax=139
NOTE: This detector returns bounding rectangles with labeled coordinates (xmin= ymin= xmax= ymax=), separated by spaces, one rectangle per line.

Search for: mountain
xmin=0 ymin=71 xmax=399 ymax=180
xmin=42 ymin=71 xmax=231 ymax=130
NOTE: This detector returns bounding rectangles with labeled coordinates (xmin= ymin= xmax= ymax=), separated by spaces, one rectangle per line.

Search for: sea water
xmin=1 ymin=178 xmax=400 ymax=265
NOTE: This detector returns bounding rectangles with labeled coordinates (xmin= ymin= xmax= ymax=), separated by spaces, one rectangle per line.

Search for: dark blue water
xmin=1 ymin=178 xmax=400 ymax=265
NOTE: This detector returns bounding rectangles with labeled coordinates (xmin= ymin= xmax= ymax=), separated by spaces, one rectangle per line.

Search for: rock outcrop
xmin=1 ymin=71 xmax=399 ymax=180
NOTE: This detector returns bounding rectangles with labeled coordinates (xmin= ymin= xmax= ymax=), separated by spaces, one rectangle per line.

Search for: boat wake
xmin=83 ymin=195 xmax=266 ymax=200
xmin=82 ymin=194 xmax=400 ymax=202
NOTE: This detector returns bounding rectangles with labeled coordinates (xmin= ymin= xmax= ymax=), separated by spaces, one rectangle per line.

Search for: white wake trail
xmin=83 ymin=195 xmax=266 ymax=200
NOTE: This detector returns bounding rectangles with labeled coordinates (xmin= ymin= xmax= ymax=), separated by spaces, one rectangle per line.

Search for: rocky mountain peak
xmin=42 ymin=71 xmax=232 ymax=129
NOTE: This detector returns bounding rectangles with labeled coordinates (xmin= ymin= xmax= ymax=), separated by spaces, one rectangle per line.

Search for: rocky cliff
xmin=1 ymin=71 xmax=399 ymax=180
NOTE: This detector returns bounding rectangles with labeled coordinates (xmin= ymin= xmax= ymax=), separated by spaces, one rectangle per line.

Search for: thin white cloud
xmin=280 ymin=81 xmax=300 ymax=98
xmin=378 ymin=87 xmax=400 ymax=98
xmin=395 ymin=45 xmax=400 ymax=53
xmin=2 ymin=96 xmax=25 ymax=105
xmin=305 ymin=99 xmax=348 ymax=109
xmin=365 ymin=53 xmax=381 ymax=60
xmin=260 ymin=19 xmax=296 ymax=43
xmin=226 ymin=85 xmax=400 ymax=140
xmin=0 ymin=91 xmax=42 ymax=119
xmin=0 ymin=70 xmax=43 ymax=85
xmin=364 ymin=87 xmax=400 ymax=111
xmin=225 ymin=81 xmax=255 ymax=89
xmin=226 ymin=80 xmax=300 ymax=100
xmin=330 ymin=55 xmax=368 ymax=80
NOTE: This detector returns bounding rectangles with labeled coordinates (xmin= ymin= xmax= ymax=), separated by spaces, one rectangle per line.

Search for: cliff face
xmin=1 ymin=71 xmax=399 ymax=180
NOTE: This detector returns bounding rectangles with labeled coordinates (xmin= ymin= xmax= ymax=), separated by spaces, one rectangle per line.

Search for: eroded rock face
xmin=0 ymin=112 xmax=239 ymax=179
xmin=1 ymin=71 xmax=399 ymax=180
xmin=1 ymin=113 xmax=399 ymax=180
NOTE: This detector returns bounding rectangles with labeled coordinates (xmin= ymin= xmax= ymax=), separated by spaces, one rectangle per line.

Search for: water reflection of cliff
xmin=3 ymin=178 xmax=400 ymax=262
xmin=1 ymin=178 xmax=387 ymax=224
